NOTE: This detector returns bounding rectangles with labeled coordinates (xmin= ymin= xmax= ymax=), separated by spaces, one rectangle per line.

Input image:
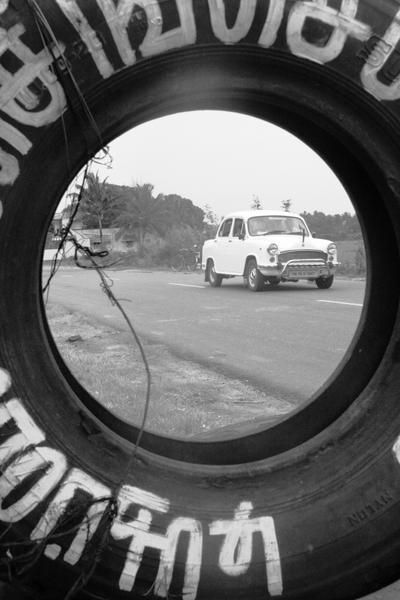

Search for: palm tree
xmin=113 ymin=183 xmax=168 ymax=255
xmin=65 ymin=171 xmax=120 ymax=243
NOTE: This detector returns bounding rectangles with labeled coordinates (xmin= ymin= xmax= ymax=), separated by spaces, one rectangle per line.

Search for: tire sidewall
xmin=1 ymin=1 xmax=400 ymax=599
xmin=316 ymin=275 xmax=335 ymax=289
xmin=208 ymin=260 xmax=222 ymax=287
xmin=247 ymin=259 xmax=263 ymax=291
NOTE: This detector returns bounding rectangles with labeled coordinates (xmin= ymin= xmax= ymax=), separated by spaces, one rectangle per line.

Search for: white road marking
xmin=156 ymin=318 xmax=183 ymax=323
xmin=255 ymin=306 xmax=290 ymax=312
xmin=317 ymin=300 xmax=363 ymax=307
xmin=121 ymin=269 xmax=153 ymax=273
xmin=203 ymin=306 xmax=229 ymax=310
xmin=168 ymin=283 xmax=206 ymax=289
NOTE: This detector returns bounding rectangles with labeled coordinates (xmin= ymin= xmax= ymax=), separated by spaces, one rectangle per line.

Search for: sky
xmin=75 ymin=110 xmax=354 ymax=219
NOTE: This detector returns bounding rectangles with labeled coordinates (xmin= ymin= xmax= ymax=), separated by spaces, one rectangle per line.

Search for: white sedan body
xmin=202 ymin=210 xmax=338 ymax=286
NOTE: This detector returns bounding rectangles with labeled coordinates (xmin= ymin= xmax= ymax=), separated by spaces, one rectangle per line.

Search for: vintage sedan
xmin=202 ymin=210 xmax=338 ymax=291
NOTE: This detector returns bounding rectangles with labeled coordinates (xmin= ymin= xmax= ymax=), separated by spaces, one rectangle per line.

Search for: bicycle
xmin=170 ymin=247 xmax=201 ymax=272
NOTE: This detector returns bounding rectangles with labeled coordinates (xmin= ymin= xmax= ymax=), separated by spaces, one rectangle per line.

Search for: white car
xmin=202 ymin=210 xmax=338 ymax=291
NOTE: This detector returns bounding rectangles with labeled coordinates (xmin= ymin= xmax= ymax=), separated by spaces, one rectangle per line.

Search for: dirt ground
xmin=46 ymin=302 xmax=293 ymax=438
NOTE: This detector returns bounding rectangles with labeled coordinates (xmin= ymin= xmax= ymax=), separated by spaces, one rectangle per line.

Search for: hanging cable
xmin=68 ymin=231 xmax=152 ymax=460
xmin=21 ymin=6 xmax=154 ymax=597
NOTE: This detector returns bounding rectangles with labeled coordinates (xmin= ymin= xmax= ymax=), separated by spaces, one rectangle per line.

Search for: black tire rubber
xmin=316 ymin=275 xmax=334 ymax=289
xmin=247 ymin=258 xmax=264 ymax=292
xmin=2 ymin=2 xmax=400 ymax=599
xmin=266 ymin=277 xmax=281 ymax=287
xmin=207 ymin=260 xmax=223 ymax=288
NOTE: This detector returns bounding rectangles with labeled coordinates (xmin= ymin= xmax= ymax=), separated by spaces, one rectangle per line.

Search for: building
xmin=43 ymin=214 xmax=135 ymax=262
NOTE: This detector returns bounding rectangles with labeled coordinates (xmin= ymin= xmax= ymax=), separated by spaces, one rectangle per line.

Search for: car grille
xmin=278 ymin=250 xmax=327 ymax=263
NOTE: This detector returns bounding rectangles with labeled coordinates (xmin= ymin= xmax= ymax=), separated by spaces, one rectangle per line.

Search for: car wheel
xmin=208 ymin=260 xmax=223 ymax=288
xmin=316 ymin=275 xmax=334 ymax=289
xmin=266 ymin=277 xmax=281 ymax=287
xmin=247 ymin=259 xmax=264 ymax=292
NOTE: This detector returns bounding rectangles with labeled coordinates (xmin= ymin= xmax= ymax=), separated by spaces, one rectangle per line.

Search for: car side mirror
xmin=239 ymin=232 xmax=245 ymax=240
xmin=312 ymin=232 xmax=316 ymax=238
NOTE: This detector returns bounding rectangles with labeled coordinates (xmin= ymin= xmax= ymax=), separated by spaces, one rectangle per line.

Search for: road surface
xmin=45 ymin=267 xmax=365 ymax=406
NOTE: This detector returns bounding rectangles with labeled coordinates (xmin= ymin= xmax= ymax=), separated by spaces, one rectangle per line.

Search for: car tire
xmin=2 ymin=1 xmax=400 ymax=600
xmin=266 ymin=277 xmax=281 ymax=287
xmin=316 ymin=275 xmax=334 ymax=289
xmin=207 ymin=260 xmax=223 ymax=287
xmin=247 ymin=259 xmax=264 ymax=292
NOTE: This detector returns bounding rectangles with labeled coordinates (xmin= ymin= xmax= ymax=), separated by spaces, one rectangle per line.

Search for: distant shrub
xmin=336 ymin=242 xmax=366 ymax=277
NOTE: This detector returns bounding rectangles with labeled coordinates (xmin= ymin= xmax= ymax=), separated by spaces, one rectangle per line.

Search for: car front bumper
xmin=258 ymin=259 xmax=337 ymax=279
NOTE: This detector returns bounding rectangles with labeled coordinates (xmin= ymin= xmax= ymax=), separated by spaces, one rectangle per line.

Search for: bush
xmin=156 ymin=225 xmax=201 ymax=266
xmin=336 ymin=242 xmax=366 ymax=277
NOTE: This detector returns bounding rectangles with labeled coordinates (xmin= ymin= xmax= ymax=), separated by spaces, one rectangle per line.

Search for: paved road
xmin=44 ymin=268 xmax=400 ymax=600
xmin=45 ymin=267 xmax=365 ymax=406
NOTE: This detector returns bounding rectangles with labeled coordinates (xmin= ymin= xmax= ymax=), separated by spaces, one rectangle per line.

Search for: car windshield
xmin=248 ymin=216 xmax=308 ymax=236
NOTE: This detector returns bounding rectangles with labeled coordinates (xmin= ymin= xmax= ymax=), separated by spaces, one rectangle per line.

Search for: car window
xmin=248 ymin=216 xmax=309 ymax=236
xmin=218 ymin=218 xmax=233 ymax=237
xmin=232 ymin=218 xmax=244 ymax=237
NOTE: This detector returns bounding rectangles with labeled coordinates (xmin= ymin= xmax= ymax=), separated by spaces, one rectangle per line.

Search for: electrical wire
xmin=17 ymin=4 xmax=155 ymax=596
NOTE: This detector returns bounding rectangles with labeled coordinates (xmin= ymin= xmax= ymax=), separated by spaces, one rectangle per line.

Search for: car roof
xmin=221 ymin=210 xmax=303 ymax=220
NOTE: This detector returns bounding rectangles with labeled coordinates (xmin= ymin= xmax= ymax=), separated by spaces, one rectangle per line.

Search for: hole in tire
xmin=42 ymin=110 xmax=366 ymax=442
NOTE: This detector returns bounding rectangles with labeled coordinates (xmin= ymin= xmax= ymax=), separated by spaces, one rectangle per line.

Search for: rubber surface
xmin=2 ymin=1 xmax=400 ymax=599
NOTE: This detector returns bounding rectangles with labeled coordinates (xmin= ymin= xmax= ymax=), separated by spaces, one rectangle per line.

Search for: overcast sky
xmin=88 ymin=110 xmax=353 ymax=218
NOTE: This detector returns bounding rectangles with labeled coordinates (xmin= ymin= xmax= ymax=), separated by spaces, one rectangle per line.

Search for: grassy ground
xmin=46 ymin=303 xmax=293 ymax=439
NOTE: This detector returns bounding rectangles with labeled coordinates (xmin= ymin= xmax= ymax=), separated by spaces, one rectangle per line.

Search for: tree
xmin=113 ymin=183 xmax=168 ymax=255
xmin=282 ymin=199 xmax=292 ymax=212
xmin=251 ymin=195 xmax=262 ymax=210
xmin=163 ymin=194 xmax=205 ymax=230
xmin=163 ymin=224 xmax=201 ymax=260
xmin=65 ymin=171 xmax=120 ymax=242
xmin=300 ymin=210 xmax=362 ymax=240
xmin=202 ymin=204 xmax=219 ymax=239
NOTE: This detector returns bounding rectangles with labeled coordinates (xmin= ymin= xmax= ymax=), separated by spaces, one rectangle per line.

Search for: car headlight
xmin=267 ymin=243 xmax=279 ymax=256
xmin=327 ymin=243 xmax=337 ymax=257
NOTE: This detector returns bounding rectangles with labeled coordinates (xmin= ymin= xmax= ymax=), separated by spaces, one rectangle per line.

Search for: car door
xmin=224 ymin=218 xmax=246 ymax=274
xmin=213 ymin=218 xmax=233 ymax=272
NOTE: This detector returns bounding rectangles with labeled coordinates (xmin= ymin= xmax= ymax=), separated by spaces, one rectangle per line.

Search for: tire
xmin=247 ymin=259 xmax=264 ymax=292
xmin=2 ymin=2 xmax=400 ymax=599
xmin=266 ymin=277 xmax=281 ymax=287
xmin=207 ymin=260 xmax=223 ymax=287
xmin=316 ymin=275 xmax=334 ymax=289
